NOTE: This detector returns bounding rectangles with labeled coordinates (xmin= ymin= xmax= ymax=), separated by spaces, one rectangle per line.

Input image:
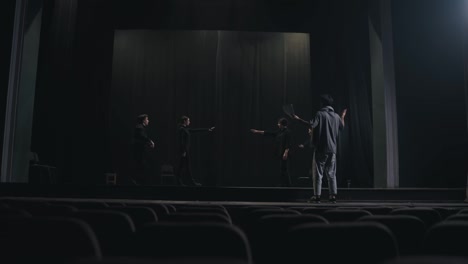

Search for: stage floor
xmin=1 ymin=183 xmax=466 ymax=204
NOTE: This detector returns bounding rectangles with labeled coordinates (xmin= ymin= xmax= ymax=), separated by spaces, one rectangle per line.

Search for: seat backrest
xmin=285 ymin=222 xmax=398 ymax=264
xmin=175 ymin=206 xmax=230 ymax=220
xmin=391 ymin=208 xmax=441 ymax=229
xmin=358 ymin=214 xmax=426 ymax=255
xmin=457 ymin=208 xmax=468 ymax=215
xmin=72 ymin=210 xmax=136 ymax=256
xmin=432 ymin=207 xmax=458 ymax=220
xmin=55 ymin=201 xmax=109 ymax=210
xmin=29 ymin=204 xmax=78 ymax=216
xmin=250 ymin=214 xmax=329 ymax=264
xmin=322 ymin=209 xmax=372 ymax=222
xmin=249 ymin=209 xmax=300 ymax=220
xmin=162 ymin=212 xmax=231 ymax=224
xmin=259 ymin=214 xmax=329 ymax=227
xmin=73 ymin=257 xmax=251 ymax=264
xmin=302 ymin=207 xmax=335 ymax=215
xmin=134 ymin=222 xmax=252 ymax=263
xmin=0 ymin=217 xmax=102 ymax=262
xmin=0 ymin=208 xmax=33 ymax=217
xmin=127 ymin=202 xmax=170 ymax=217
xmin=445 ymin=214 xmax=468 ymax=222
xmin=423 ymin=221 xmax=468 ymax=256
xmin=381 ymin=255 xmax=468 ymax=264
xmin=343 ymin=206 xmax=393 ymax=215
xmin=107 ymin=206 xmax=158 ymax=227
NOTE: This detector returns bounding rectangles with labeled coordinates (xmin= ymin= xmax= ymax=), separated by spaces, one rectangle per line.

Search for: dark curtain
xmin=32 ymin=0 xmax=114 ymax=184
xmin=462 ymin=0 xmax=468 ymax=187
xmin=342 ymin=0 xmax=374 ymax=187
xmin=32 ymin=0 xmax=79 ymax=183
xmin=308 ymin=0 xmax=373 ymax=187
xmin=392 ymin=0 xmax=467 ymax=187
xmin=0 ymin=0 xmax=16 ymax=169
xmin=31 ymin=0 xmax=376 ymax=187
xmin=111 ymin=30 xmax=313 ymax=186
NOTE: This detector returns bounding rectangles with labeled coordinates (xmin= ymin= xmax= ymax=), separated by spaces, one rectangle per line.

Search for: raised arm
xmin=250 ymin=129 xmax=277 ymax=137
xmin=189 ymin=126 xmax=215 ymax=133
xmin=282 ymin=131 xmax=292 ymax=160
xmin=293 ymin=115 xmax=312 ymax=127
xmin=340 ymin=109 xmax=347 ymax=128
xmin=250 ymin=129 xmax=264 ymax=135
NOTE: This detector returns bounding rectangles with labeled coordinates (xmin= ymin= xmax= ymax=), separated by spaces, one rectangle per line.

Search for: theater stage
xmin=0 ymin=183 xmax=466 ymax=205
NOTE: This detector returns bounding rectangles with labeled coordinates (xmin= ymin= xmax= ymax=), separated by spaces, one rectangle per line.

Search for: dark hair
xmin=137 ymin=114 xmax=148 ymax=124
xmin=179 ymin=116 xmax=189 ymax=124
xmin=278 ymin=117 xmax=288 ymax=127
xmin=320 ymin=94 xmax=334 ymax=106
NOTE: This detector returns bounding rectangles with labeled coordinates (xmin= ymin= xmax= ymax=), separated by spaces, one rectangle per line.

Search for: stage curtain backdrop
xmin=110 ymin=30 xmax=315 ymax=186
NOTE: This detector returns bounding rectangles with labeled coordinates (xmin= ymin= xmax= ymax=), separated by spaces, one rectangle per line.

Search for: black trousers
xmin=176 ymin=155 xmax=196 ymax=185
xmin=280 ymin=158 xmax=291 ymax=187
xmin=133 ymin=157 xmax=150 ymax=185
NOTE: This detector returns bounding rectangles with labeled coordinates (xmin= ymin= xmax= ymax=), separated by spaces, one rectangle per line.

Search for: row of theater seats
xmin=1 ymin=198 xmax=468 ymax=264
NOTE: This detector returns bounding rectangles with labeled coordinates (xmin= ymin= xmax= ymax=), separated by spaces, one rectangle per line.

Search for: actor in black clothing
xmin=298 ymin=127 xmax=314 ymax=150
xmin=176 ymin=116 xmax=215 ymax=186
xmin=251 ymin=117 xmax=292 ymax=187
xmin=133 ymin=114 xmax=155 ymax=185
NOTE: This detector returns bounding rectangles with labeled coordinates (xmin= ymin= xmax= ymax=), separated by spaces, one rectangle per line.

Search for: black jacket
xmin=133 ymin=124 xmax=152 ymax=159
xmin=264 ymin=128 xmax=292 ymax=158
xmin=177 ymin=125 xmax=211 ymax=154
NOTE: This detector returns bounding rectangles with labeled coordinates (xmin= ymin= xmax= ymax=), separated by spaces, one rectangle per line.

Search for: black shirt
xmin=133 ymin=124 xmax=152 ymax=159
xmin=177 ymin=125 xmax=211 ymax=154
xmin=134 ymin=124 xmax=152 ymax=147
xmin=264 ymin=127 xmax=292 ymax=158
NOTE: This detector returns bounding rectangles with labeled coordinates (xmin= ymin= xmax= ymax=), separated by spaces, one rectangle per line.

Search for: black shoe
xmin=329 ymin=195 xmax=337 ymax=204
xmin=308 ymin=196 xmax=321 ymax=203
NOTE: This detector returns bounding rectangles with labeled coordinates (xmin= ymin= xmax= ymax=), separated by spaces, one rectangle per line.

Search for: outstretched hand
xmin=341 ymin=108 xmax=348 ymax=118
xmin=209 ymin=127 xmax=215 ymax=132
xmin=293 ymin=115 xmax=300 ymax=120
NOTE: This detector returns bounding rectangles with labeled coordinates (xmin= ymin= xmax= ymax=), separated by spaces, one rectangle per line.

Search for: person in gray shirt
xmin=294 ymin=94 xmax=347 ymax=203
